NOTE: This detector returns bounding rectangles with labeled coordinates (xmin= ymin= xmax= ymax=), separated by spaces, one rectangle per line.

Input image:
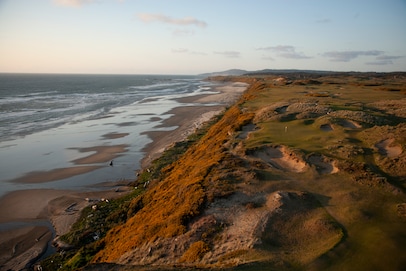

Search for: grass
xmin=246 ymin=119 xmax=346 ymax=154
xmin=92 ymin=94 xmax=256 ymax=262
xmin=40 ymin=74 xmax=406 ymax=270
xmin=40 ymin=112 xmax=226 ymax=270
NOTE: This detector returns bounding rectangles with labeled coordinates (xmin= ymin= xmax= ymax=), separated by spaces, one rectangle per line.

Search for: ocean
xmin=0 ymin=73 xmax=217 ymax=197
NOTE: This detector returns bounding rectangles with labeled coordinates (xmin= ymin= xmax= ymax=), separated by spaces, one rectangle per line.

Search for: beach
xmin=0 ymin=81 xmax=248 ymax=270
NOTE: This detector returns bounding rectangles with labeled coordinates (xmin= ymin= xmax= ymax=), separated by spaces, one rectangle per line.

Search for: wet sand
xmin=141 ymin=82 xmax=248 ymax=166
xmin=11 ymin=144 xmax=129 ymax=184
xmin=0 ymin=188 xmax=132 ymax=270
xmin=70 ymin=144 xmax=129 ymax=165
xmin=0 ymin=81 xmax=248 ymax=270
xmin=10 ymin=166 xmax=103 ymax=184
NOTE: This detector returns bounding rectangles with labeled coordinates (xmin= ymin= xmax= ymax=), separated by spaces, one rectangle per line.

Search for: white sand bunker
xmin=308 ymin=154 xmax=339 ymax=174
xmin=252 ymin=145 xmax=307 ymax=173
xmin=375 ymin=138 xmax=403 ymax=158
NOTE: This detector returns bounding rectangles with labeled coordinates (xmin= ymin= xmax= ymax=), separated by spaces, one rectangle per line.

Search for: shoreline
xmin=141 ymin=82 xmax=248 ymax=167
xmin=0 ymin=81 xmax=248 ymax=270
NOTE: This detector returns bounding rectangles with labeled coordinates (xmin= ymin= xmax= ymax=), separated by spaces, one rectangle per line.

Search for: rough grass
xmin=92 ymin=84 xmax=257 ymax=263
xmin=40 ymin=73 xmax=406 ymax=270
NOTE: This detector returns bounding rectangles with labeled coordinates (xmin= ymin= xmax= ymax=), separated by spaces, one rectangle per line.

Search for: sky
xmin=0 ymin=0 xmax=405 ymax=74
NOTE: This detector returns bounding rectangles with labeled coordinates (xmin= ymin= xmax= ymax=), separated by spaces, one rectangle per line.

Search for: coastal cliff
xmin=40 ymin=73 xmax=406 ymax=270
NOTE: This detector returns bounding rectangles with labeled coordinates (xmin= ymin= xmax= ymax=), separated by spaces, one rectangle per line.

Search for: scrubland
xmin=40 ymin=72 xmax=406 ymax=271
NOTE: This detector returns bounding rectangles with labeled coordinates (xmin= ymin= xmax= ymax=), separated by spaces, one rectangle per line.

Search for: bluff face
xmin=44 ymin=73 xmax=406 ymax=270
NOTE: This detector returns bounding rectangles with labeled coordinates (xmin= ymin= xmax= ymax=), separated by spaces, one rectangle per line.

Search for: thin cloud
xmin=322 ymin=50 xmax=384 ymax=62
xmin=366 ymin=55 xmax=403 ymax=65
xmin=137 ymin=13 xmax=207 ymax=28
xmin=376 ymin=55 xmax=403 ymax=61
xmin=258 ymin=45 xmax=294 ymax=52
xmin=171 ymin=48 xmax=188 ymax=53
xmin=316 ymin=18 xmax=331 ymax=24
xmin=257 ymin=45 xmax=311 ymax=59
xmin=214 ymin=51 xmax=241 ymax=58
xmin=171 ymin=48 xmax=207 ymax=56
xmin=172 ymin=29 xmax=195 ymax=37
xmin=53 ymin=0 xmax=95 ymax=7
xmin=262 ymin=56 xmax=275 ymax=61
xmin=190 ymin=51 xmax=207 ymax=56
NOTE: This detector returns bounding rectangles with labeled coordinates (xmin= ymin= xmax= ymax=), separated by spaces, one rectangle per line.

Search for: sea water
xmin=0 ymin=74 xmax=217 ymax=196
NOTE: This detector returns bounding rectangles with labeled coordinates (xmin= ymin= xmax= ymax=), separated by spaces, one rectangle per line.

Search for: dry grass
xmin=49 ymin=73 xmax=406 ymax=270
xmin=92 ymin=82 xmax=257 ymax=263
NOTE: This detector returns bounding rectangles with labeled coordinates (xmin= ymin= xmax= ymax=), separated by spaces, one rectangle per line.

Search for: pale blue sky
xmin=0 ymin=0 xmax=405 ymax=74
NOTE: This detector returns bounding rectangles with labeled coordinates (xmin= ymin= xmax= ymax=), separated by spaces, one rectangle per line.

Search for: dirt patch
xmin=375 ymin=138 xmax=403 ymax=158
xmin=249 ymin=145 xmax=307 ymax=173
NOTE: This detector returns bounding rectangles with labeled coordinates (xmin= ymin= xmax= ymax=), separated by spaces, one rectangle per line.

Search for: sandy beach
xmin=0 ymin=81 xmax=247 ymax=270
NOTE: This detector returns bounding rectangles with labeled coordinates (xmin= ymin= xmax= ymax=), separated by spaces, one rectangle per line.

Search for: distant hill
xmin=198 ymin=68 xmax=336 ymax=78
xmin=246 ymin=68 xmax=334 ymax=75
xmin=197 ymin=69 xmax=248 ymax=77
xmin=199 ymin=69 xmax=406 ymax=78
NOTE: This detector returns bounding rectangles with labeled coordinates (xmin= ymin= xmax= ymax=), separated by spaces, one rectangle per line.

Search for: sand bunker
xmin=320 ymin=123 xmax=333 ymax=131
xmin=338 ymin=119 xmax=362 ymax=129
xmin=251 ymin=145 xmax=307 ymax=173
xmin=375 ymin=139 xmax=402 ymax=158
xmin=308 ymin=154 xmax=339 ymax=174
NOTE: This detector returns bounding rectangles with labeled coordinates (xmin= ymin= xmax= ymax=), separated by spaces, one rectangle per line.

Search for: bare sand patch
xmin=11 ymin=165 xmax=102 ymax=184
xmin=70 ymin=144 xmax=129 ymax=164
xmin=308 ymin=154 xmax=339 ymax=174
xmin=375 ymin=138 xmax=402 ymax=158
xmin=251 ymin=145 xmax=307 ymax=173
xmin=101 ymin=132 xmax=129 ymax=139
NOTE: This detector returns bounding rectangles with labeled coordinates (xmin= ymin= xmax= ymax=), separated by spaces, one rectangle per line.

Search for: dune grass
xmin=40 ymin=74 xmax=406 ymax=270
